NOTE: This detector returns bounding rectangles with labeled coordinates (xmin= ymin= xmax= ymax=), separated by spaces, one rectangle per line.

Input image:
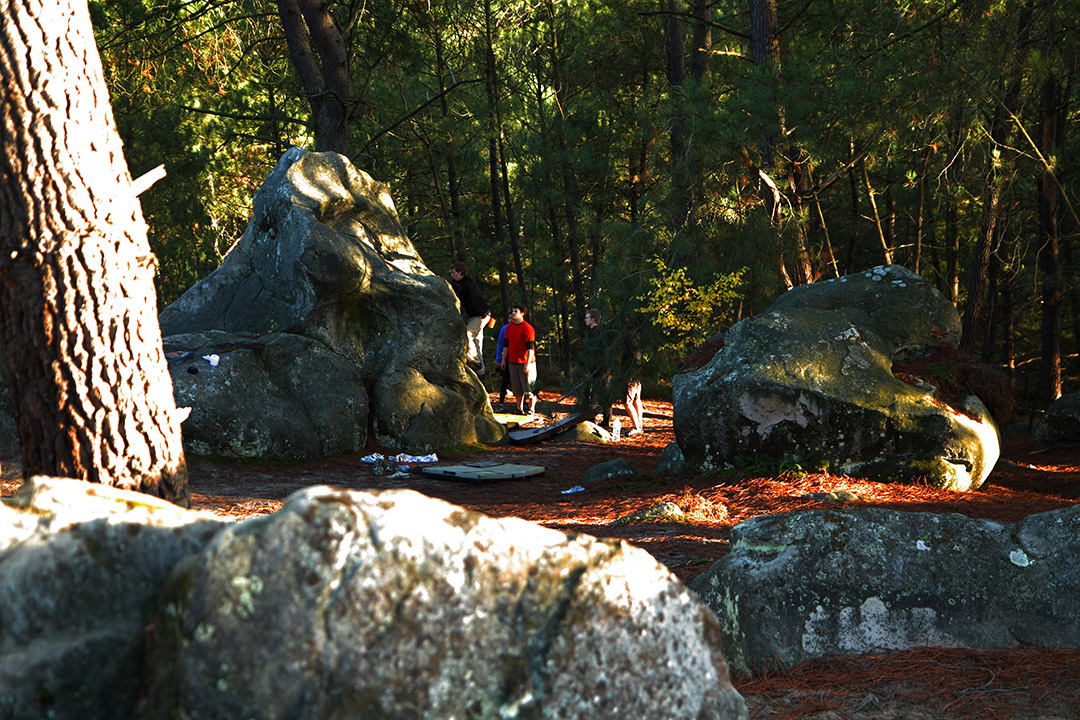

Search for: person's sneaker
xmin=627 ymin=428 xmax=644 ymax=437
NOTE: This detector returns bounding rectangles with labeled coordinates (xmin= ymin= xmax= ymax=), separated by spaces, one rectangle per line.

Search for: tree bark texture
xmin=276 ymin=0 xmax=350 ymax=154
xmin=0 ymin=0 xmax=188 ymax=503
xmin=749 ymin=0 xmax=783 ymax=169
xmin=665 ymin=0 xmax=692 ymax=232
xmin=689 ymin=0 xmax=712 ymax=82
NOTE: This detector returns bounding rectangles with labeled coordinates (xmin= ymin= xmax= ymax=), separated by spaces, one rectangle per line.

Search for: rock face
xmin=159 ymin=149 xmax=504 ymax=457
xmin=1036 ymin=392 xmax=1080 ymax=443
xmin=672 ymin=265 xmax=999 ymax=490
xmin=690 ymin=505 xmax=1080 ymax=677
xmin=165 ymin=331 xmax=369 ymax=459
xmin=142 ymin=486 xmax=748 ymax=720
xmin=0 ymin=477 xmax=225 ymax=720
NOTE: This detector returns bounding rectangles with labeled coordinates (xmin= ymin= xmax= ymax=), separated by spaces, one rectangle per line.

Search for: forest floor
xmin=3 ymin=390 xmax=1080 ymax=719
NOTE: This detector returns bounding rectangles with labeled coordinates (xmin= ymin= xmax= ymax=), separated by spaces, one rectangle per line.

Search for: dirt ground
xmin=4 ymin=390 xmax=1080 ymax=719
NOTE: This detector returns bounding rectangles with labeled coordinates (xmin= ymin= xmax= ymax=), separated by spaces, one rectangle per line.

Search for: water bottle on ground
xmin=612 ymin=417 xmax=622 ymax=442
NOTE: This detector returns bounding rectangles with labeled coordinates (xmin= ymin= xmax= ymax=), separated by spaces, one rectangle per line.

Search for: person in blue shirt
xmin=493 ymin=311 xmax=511 ymax=407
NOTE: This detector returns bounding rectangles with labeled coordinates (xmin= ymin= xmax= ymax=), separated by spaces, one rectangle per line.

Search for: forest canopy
xmin=89 ymin=0 xmax=1078 ymax=417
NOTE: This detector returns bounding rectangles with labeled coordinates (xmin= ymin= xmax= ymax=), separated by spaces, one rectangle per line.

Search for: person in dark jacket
xmin=449 ymin=261 xmax=491 ymax=374
xmin=581 ymin=309 xmax=644 ymax=437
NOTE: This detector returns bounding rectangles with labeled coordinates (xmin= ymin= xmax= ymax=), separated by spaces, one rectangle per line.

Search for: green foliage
xmin=85 ymin=0 xmax=1078 ymax=402
xmin=733 ymin=455 xmax=809 ymax=480
xmin=634 ymin=258 xmax=745 ymax=355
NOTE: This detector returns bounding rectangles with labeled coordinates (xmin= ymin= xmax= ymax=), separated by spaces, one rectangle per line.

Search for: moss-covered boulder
xmin=672 ymin=265 xmax=999 ymax=490
xmin=165 ymin=330 xmax=369 ymax=459
xmin=0 ymin=477 xmax=225 ymax=720
xmin=143 ymin=486 xmax=748 ymax=720
xmin=160 ymin=149 xmax=503 ymax=456
xmin=690 ymin=505 xmax=1080 ymax=677
xmin=1036 ymin=391 xmax=1080 ymax=444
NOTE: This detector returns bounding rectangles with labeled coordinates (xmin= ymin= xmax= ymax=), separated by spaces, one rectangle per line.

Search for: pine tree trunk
xmin=1037 ymin=74 xmax=1061 ymax=406
xmin=276 ymin=0 xmax=350 ymax=154
xmin=666 ymin=0 xmax=692 ymax=231
xmin=431 ymin=8 xmax=465 ymax=262
xmin=0 ymin=0 xmax=188 ymax=504
xmin=546 ymin=0 xmax=586 ymax=323
xmin=959 ymin=0 xmax=1033 ymax=352
xmin=945 ymin=201 xmax=960 ymax=305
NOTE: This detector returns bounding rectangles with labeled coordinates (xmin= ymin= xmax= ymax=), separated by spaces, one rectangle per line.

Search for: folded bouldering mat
xmin=420 ymin=461 xmax=545 ymax=483
xmin=507 ymin=413 xmax=585 ymax=444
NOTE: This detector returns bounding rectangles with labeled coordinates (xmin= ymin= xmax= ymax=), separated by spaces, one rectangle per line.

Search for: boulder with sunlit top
xmin=672 ymin=265 xmax=1000 ymax=491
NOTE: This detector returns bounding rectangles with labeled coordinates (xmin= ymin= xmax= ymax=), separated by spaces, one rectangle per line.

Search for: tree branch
xmin=353 ymin=78 xmax=485 ymax=158
xmin=637 ymin=9 xmax=749 ymax=40
xmin=798 ymin=134 xmax=881 ymax=197
xmin=178 ymin=104 xmax=310 ymax=128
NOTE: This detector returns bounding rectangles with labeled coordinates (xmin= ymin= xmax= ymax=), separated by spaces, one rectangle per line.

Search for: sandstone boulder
xmin=160 ymin=149 xmax=504 ymax=457
xmin=1036 ymin=391 xmax=1080 ymax=444
xmin=0 ymin=477 xmax=225 ymax=720
xmin=690 ymin=505 xmax=1080 ymax=677
xmin=166 ymin=331 xmax=369 ymax=459
xmin=582 ymin=457 xmax=638 ymax=484
xmin=672 ymin=265 xmax=999 ymax=490
xmin=142 ymin=486 xmax=747 ymax=720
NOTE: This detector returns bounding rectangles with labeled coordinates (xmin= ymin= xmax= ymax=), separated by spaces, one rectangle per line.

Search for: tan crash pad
xmin=421 ymin=460 xmax=544 ymax=483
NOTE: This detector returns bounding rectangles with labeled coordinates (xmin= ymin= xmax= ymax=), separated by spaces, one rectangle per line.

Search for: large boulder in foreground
xmin=690 ymin=505 xmax=1080 ymax=677
xmin=143 ymin=486 xmax=747 ymax=720
xmin=0 ymin=478 xmax=225 ymax=720
xmin=673 ymin=265 xmax=999 ymax=490
xmin=160 ymin=148 xmax=503 ymax=457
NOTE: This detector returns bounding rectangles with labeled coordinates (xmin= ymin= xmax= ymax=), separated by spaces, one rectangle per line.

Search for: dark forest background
xmin=90 ymin=0 xmax=1078 ymax=422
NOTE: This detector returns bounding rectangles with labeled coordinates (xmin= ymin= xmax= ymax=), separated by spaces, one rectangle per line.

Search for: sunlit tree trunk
xmin=0 ymin=0 xmax=188 ymax=504
xmin=913 ymin=146 xmax=932 ymax=273
xmin=845 ymin=144 xmax=860 ymax=273
xmin=860 ymin=158 xmax=893 ymax=265
xmin=945 ymin=201 xmax=960 ymax=305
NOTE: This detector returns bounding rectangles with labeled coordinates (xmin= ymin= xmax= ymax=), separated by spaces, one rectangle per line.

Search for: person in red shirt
xmin=501 ymin=304 xmax=537 ymax=415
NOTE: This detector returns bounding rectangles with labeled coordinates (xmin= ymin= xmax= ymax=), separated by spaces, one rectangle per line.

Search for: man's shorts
xmin=508 ymin=362 xmax=536 ymax=397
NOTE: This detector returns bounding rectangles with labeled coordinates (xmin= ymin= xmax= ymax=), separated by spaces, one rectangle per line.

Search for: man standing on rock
xmin=449 ymin=262 xmax=491 ymax=374
xmin=501 ymin=304 xmax=537 ymax=415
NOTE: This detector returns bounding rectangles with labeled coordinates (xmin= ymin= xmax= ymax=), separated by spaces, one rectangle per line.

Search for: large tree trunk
xmin=0 ymin=0 xmax=188 ymax=504
xmin=666 ymin=0 xmax=692 ymax=232
xmin=749 ymin=0 xmax=783 ymax=169
xmin=689 ymin=0 xmax=712 ymax=82
xmin=276 ymin=0 xmax=350 ymax=154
